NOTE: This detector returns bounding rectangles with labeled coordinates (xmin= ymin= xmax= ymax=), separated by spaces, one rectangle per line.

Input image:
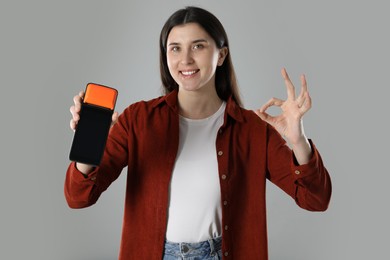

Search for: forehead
xmin=167 ymin=23 xmax=213 ymax=43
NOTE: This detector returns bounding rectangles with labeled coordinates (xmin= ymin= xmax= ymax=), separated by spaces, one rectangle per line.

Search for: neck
xmin=178 ymin=88 xmax=223 ymax=119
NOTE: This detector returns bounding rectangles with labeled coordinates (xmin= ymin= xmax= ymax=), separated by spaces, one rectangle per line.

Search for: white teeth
xmin=181 ymin=70 xmax=197 ymax=76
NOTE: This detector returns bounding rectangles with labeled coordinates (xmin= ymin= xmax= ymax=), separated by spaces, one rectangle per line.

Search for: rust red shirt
xmin=65 ymin=90 xmax=332 ymax=259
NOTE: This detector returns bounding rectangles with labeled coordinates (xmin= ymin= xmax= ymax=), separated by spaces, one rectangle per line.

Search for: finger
xmin=297 ymin=96 xmax=306 ymax=109
xmin=298 ymin=74 xmax=308 ymax=99
xmin=70 ymin=92 xmax=85 ymax=132
xmin=78 ymin=90 xmax=85 ymax=99
xmin=69 ymin=105 xmax=80 ymax=121
xmin=73 ymin=96 xmax=82 ymax=112
xmin=281 ymin=68 xmax=296 ymax=100
xmin=70 ymin=119 xmax=77 ymax=131
xmin=254 ymin=109 xmax=273 ymax=123
xmin=259 ymin=97 xmax=284 ymax=113
xmin=111 ymin=111 xmax=119 ymax=126
xmin=300 ymin=92 xmax=312 ymax=112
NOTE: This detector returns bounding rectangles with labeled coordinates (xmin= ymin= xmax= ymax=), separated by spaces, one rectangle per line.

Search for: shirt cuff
xmin=70 ymin=161 xmax=98 ymax=182
xmin=290 ymin=139 xmax=319 ymax=182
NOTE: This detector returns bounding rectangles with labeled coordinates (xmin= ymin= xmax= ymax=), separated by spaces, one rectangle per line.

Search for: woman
xmin=66 ymin=6 xmax=331 ymax=260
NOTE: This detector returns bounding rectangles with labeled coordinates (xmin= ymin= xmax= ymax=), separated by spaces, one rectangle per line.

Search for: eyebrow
xmin=167 ymin=39 xmax=208 ymax=46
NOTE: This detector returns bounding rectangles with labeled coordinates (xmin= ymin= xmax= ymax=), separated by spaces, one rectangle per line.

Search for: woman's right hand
xmin=69 ymin=91 xmax=119 ymax=131
xmin=69 ymin=91 xmax=119 ymax=175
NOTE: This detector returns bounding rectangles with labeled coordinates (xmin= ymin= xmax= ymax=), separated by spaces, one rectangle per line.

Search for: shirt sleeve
xmin=64 ymin=162 xmax=100 ymax=208
xmin=266 ymin=124 xmax=332 ymax=211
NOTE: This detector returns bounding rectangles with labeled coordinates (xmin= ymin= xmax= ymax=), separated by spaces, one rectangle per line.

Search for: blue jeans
xmin=163 ymin=237 xmax=222 ymax=260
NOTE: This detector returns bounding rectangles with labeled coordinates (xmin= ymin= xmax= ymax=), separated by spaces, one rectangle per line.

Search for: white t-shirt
xmin=166 ymin=102 xmax=226 ymax=243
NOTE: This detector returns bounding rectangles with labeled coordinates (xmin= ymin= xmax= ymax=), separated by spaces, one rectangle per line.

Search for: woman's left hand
xmin=254 ymin=68 xmax=311 ymax=145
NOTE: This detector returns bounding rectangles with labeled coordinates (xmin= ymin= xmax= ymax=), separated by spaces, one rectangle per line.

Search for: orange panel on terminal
xmin=84 ymin=83 xmax=117 ymax=110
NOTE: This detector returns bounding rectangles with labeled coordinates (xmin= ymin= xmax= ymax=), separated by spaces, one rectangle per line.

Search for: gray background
xmin=1 ymin=0 xmax=389 ymax=259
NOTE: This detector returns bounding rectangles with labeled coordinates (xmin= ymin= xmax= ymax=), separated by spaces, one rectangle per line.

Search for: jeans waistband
xmin=164 ymin=237 xmax=222 ymax=258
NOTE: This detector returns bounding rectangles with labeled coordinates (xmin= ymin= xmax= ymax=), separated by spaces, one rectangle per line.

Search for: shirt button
xmin=225 ymin=225 xmax=229 ymax=230
xmin=224 ymin=251 xmax=229 ymax=256
xmin=219 ymin=129 xmax=223 ymax=134
xmin=221 ymin=174 xmax=227 ymax=180
xmin=218 ymin=151 xmax=223 ymax=156
xmin=223 ymin=200 xmax=228 ymax=206
xmin=295 ymin=170 xmax=301 ymax=175
xmin=90 ymin=176 xmax=96 ymax=181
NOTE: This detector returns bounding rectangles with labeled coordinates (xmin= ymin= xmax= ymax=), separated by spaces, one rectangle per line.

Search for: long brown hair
xmin=159 ymin=6 xmax=242 ymax=106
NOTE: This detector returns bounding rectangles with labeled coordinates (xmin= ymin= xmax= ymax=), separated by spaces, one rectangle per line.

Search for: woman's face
xmin=166 ymin=23 xmax=227 ymax=95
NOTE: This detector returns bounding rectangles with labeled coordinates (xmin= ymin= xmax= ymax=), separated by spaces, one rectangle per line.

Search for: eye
xmin=170 ymin=46 xmax=180 ymax=52
xmin=193 ymin=44 xmax=204 ymax=50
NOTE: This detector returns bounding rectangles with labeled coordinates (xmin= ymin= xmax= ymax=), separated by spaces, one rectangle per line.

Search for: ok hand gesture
xmin=255 ymin=68 xmax=311 ymax=146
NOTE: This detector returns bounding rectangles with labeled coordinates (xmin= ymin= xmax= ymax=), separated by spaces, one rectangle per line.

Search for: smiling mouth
xmin=180 ymin=70 xmax=199 ymax=77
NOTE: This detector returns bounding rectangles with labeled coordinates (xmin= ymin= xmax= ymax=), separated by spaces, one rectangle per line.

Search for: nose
xmin=181 ymin=49 xmax=194 ymax=65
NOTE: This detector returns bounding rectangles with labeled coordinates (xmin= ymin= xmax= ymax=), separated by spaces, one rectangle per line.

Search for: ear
xmin=217 ymin=47 xmax=228 ymax=66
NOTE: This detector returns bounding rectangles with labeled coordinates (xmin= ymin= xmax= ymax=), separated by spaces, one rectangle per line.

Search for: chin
xmin=178 ymin=83 xmax=202 ymax=91
xmin=180 ymin=87 xmax=201 ymax=93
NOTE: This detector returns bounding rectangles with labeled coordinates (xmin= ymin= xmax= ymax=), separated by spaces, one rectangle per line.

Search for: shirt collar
xmin=151 ymin=89 xmax=179 ymax=113
xmin=225 ymin=95 xmax=244 ymax=123
xmin=152 ymin=89 xmax=244 ymax=123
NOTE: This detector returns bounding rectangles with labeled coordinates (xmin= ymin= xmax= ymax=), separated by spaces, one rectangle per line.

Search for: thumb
xmin=111 ymin=111 xmax=119 ymax=126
